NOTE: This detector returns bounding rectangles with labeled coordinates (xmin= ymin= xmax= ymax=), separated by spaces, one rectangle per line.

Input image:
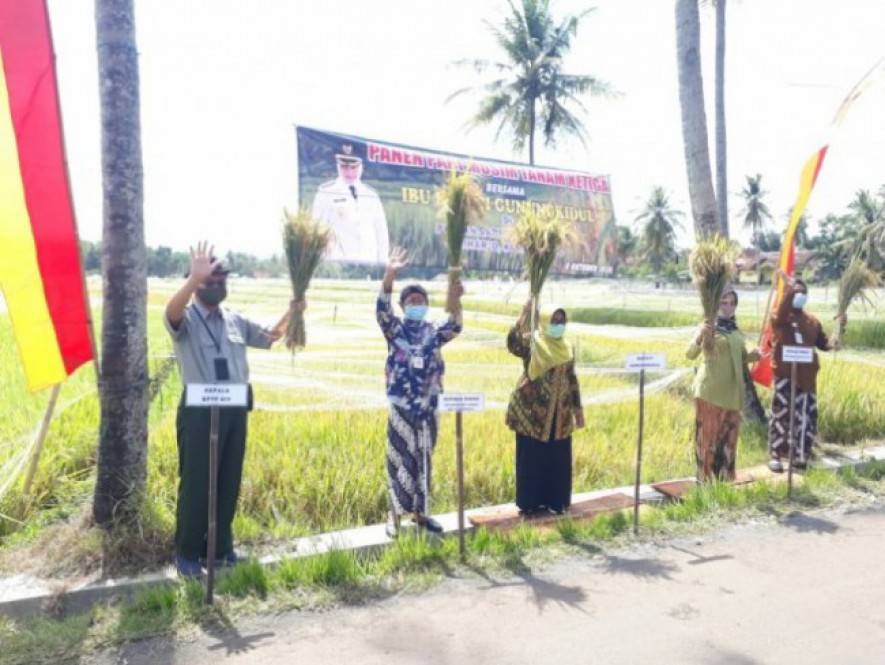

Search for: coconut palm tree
xmin=739 ymin=174 xmax=772 ymax=247
xmin=847 ymin=188 xmax=885 ymax=270
xmin=675 ymin=0 xmax=718 ymax=238
xmin=93 ymin=0 xmax=149 ymax=526
xmin=635 ymin=187 xmax=685 ymax=280
xmin=449 ymin=0 xmax=612 ymax=165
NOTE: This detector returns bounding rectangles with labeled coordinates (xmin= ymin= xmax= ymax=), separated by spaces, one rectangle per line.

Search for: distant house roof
xmin=736 ymin=248 xmax=815 ymax=271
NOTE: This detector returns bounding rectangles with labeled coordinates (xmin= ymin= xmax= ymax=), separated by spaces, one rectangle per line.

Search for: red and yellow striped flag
xmin=751 ymin=58 xmax=885 ymax=387
xmin=0 ymin=0 xmax=93 ymax=391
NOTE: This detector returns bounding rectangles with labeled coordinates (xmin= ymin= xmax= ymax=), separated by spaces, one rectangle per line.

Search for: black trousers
xmin=175 ymin=396 xmax=248 ymax=561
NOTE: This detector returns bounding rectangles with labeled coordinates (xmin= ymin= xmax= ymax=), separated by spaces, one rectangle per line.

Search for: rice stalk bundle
xmin=688 ymin=235 xmax=740 ymax=351
xmin=437 ymin=169 xmax=486 ymax=313
xmin=506 ymin=204 xmax=575 ymax=329
xmin=282 ymin=207 xmax=333 ymax=351
xmin=833 ymin=256 xmax=880 ymax=348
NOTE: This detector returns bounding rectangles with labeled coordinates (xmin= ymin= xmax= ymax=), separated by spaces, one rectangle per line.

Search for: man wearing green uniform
xmin=165 ymin=241 xmax=298 ymax=577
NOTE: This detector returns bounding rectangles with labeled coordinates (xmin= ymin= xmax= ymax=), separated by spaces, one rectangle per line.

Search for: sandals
xmin=768 ymin=458 xmax=784 ymax=473
xmin=413 ymin=514 xmax=443 ymax=533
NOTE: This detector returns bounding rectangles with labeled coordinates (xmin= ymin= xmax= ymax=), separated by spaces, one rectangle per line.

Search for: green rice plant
xmin=282 ymin=207 xmax=333 ymax=350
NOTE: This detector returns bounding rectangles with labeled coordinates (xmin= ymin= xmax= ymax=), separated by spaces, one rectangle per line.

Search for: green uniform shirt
xmin=686 ymin=329 xmax=758 ymax=411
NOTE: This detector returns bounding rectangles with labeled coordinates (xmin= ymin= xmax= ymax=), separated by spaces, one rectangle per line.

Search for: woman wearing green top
xmin=686 ymin=289 xmax=759 ymax=481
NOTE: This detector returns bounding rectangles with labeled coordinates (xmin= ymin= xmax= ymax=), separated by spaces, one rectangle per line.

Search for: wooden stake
xmin=633 ymin=369 xmax=645 ymax=535
xmin=456 ymin=411 xmax=466 ymax=561
xmin=206 ymin=406 xmax=220 ymax=605
xmin=23 ymin=383 xmax=62 ymax=496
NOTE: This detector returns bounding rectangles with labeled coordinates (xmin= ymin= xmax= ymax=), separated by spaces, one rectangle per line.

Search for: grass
xmin=0 ymin=277 xmax=883 ymax=575
xmin=1 ymin=464 xmax=883 ymax=665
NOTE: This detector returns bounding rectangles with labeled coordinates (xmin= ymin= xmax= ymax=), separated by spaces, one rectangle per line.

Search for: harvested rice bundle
xmin=689 ymin=236 xmax=740 ymax=351
xmin=832 ymin=256 xmax=880 ymax=348
xmin=282 ymin=207 xmax=333 ymax=351
xmin=437 ymin=169 xmax=486 ymax=315
xmin=507 ymin=204 xmax=575 ymax=330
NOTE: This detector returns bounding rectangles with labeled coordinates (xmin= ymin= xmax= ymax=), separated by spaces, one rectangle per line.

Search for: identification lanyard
xmin=194 ymin=306 xmax=222 ymax=354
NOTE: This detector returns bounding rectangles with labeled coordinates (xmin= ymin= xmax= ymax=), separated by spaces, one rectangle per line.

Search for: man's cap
xmin=335 ymin=142 xmax=363 ymax=165
xmin=184 ymin=256 xmax=230 ymax=278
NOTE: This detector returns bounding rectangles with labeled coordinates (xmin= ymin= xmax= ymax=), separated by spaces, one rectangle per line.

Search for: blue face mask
xmin=546 ymin=323 xmax=566 ymax=339
xmin=404 ymin=305 xmax=428 ymax=321
xmin=792 ymin=292 xmax=808 ymax=309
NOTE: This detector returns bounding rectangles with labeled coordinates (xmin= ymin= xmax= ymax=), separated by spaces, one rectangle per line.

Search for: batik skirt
xmin=694 ymin=398 xmax=742 ymax=482
xmin=387 ymin=404 xmax=438 ymax=516
xmin=768 ymin=378 xmax=817 ymax=462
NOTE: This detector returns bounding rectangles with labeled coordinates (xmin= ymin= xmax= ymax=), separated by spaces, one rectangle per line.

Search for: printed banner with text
xmin=296 ymin=126 xmax=616 ymax=274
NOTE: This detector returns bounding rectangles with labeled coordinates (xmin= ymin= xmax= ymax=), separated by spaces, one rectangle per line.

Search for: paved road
xmin=90 ymin=503 xmax=885 ymax=665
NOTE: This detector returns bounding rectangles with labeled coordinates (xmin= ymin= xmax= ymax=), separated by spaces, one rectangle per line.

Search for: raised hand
xmin=189 ymin=241 xmax=218 ymax=283
xmin=383 ymin=246 xmax=409 ymax=292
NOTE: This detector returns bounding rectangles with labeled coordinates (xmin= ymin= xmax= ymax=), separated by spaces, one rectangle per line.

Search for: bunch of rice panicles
xmin=833 ymin=256 xmax=880 ymax=347
xmin=282 ymin=207 xmax=333 ymax=351
xmin=437 ymin=169 xmax=486 ymax=313
xmin=689 ymin=235 xmax=740 ymax=347
xmin=506 ymin=204 xmax=575 ymax=329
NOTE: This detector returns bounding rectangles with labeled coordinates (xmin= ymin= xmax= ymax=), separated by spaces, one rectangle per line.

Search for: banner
xmin=296 ymin=126 xmax=616 ymax=274
xmin=0 ymin=0 xmax=93 ymax=391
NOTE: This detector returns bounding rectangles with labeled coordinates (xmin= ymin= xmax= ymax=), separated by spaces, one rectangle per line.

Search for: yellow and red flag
xmin=0 ymin=0 xmax=93 ymax=391
xmin=751 ymin=58 xmax=885 ymax=387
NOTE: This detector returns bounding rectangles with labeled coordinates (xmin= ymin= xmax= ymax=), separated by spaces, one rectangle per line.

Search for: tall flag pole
xmin=0 ymin=0 xmax=95 ymax=392
xmin=751 ymin=57 xmax=885 ymax=387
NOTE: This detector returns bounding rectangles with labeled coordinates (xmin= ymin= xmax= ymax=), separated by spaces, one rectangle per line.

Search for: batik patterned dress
xmin=376 ymin=289 xmax=461 ymax=515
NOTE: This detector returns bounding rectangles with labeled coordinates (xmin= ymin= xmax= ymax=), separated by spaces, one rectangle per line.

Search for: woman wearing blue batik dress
xmin=377 ymin=247 xmax=463 ymax=537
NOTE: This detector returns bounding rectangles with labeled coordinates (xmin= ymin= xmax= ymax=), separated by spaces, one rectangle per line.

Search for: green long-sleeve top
xmin=686 ymin=329 xmax=759 ymax=411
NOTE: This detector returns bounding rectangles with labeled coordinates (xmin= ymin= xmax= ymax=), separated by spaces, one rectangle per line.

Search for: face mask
xmin=546 ymin=323 xmax=566 ymax=339
xmin=197 ymin=284 xmax=227 ymax=307
xmin=404 ymin=305 xmax=428 ymax=322
xmin=792 ymin=293 xmax=808 ymax=309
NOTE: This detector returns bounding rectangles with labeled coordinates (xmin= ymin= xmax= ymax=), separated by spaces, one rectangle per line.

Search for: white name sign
xmin=782 ymin=346 xmax=814 ymax=364
xmin=438 ymin=393 xmax=485 ymax=413
xmin=186 ymin=383 xmax=249 ymax=407
xmin=625 ymin=353 xmax=667 ymax=370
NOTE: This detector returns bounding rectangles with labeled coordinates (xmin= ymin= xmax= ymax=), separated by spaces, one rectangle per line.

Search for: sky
xmin=45 ymin=0 xmax=885 ymax=257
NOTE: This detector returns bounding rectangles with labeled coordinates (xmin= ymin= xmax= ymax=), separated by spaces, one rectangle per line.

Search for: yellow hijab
xmin=527 ymin=306 xmax=572 ymax=381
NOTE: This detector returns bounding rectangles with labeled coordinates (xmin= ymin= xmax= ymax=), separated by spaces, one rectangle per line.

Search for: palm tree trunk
xmin=675 ymin=0 xmax=718 ymax=239
xmin=715 ymin=0 xmax=729 ymax=238
xmin=93 ymin=0 xmax=149 ymax=526
xmin=528 ymin=99 xmax=536 ymax=166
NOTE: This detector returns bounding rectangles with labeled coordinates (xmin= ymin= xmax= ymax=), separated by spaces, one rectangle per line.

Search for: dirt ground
xmin=88 ymin=501 xmax=885 ymax=665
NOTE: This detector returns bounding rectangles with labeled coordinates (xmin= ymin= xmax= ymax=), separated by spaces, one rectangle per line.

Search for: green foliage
xmin=635 ymin=187 xmax=684 ymax=275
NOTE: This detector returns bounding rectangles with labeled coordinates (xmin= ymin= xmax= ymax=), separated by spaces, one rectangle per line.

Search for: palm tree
xmin=739 ymin=174 xmax=772 ymax=247
xmin=635 ymin=187 xmax=684 ymax=280
xmin=93 ymin=0 xmax=149 ymax=526
xmin=449 ymin=0 xmax=612 ymax=165
xmin=848 ymin=188 xmax=885 ymax=270
xmin=675 ymin=0 xmax=719 ymax=238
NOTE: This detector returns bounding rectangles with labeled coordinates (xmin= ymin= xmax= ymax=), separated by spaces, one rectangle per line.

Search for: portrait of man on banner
xmin=310 ymin=142 xmax=390 ymax=265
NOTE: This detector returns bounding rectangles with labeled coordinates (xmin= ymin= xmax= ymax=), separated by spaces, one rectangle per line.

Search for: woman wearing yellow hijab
xmin=506 ymin=299 xmax=585 ymax=515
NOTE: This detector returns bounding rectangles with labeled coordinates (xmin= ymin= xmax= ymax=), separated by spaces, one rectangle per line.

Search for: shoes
xmin=175 ymin=556 xmax=203 ymax=579
xmin=792 ymin=459 xmax=808 ymax=470
xmin=768 ymin=458 xmax=784 ymax=473
xmin=414 ymin=515 xmax=443 ymax=534
xmin=548 ymin=506 xmax=567 ymax=516
xmin=385 ymin=521 xmax=399 ymax=539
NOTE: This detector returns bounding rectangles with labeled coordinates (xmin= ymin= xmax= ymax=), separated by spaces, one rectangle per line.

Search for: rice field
xmin=0 ymin=277 xmax=883 ymax=550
